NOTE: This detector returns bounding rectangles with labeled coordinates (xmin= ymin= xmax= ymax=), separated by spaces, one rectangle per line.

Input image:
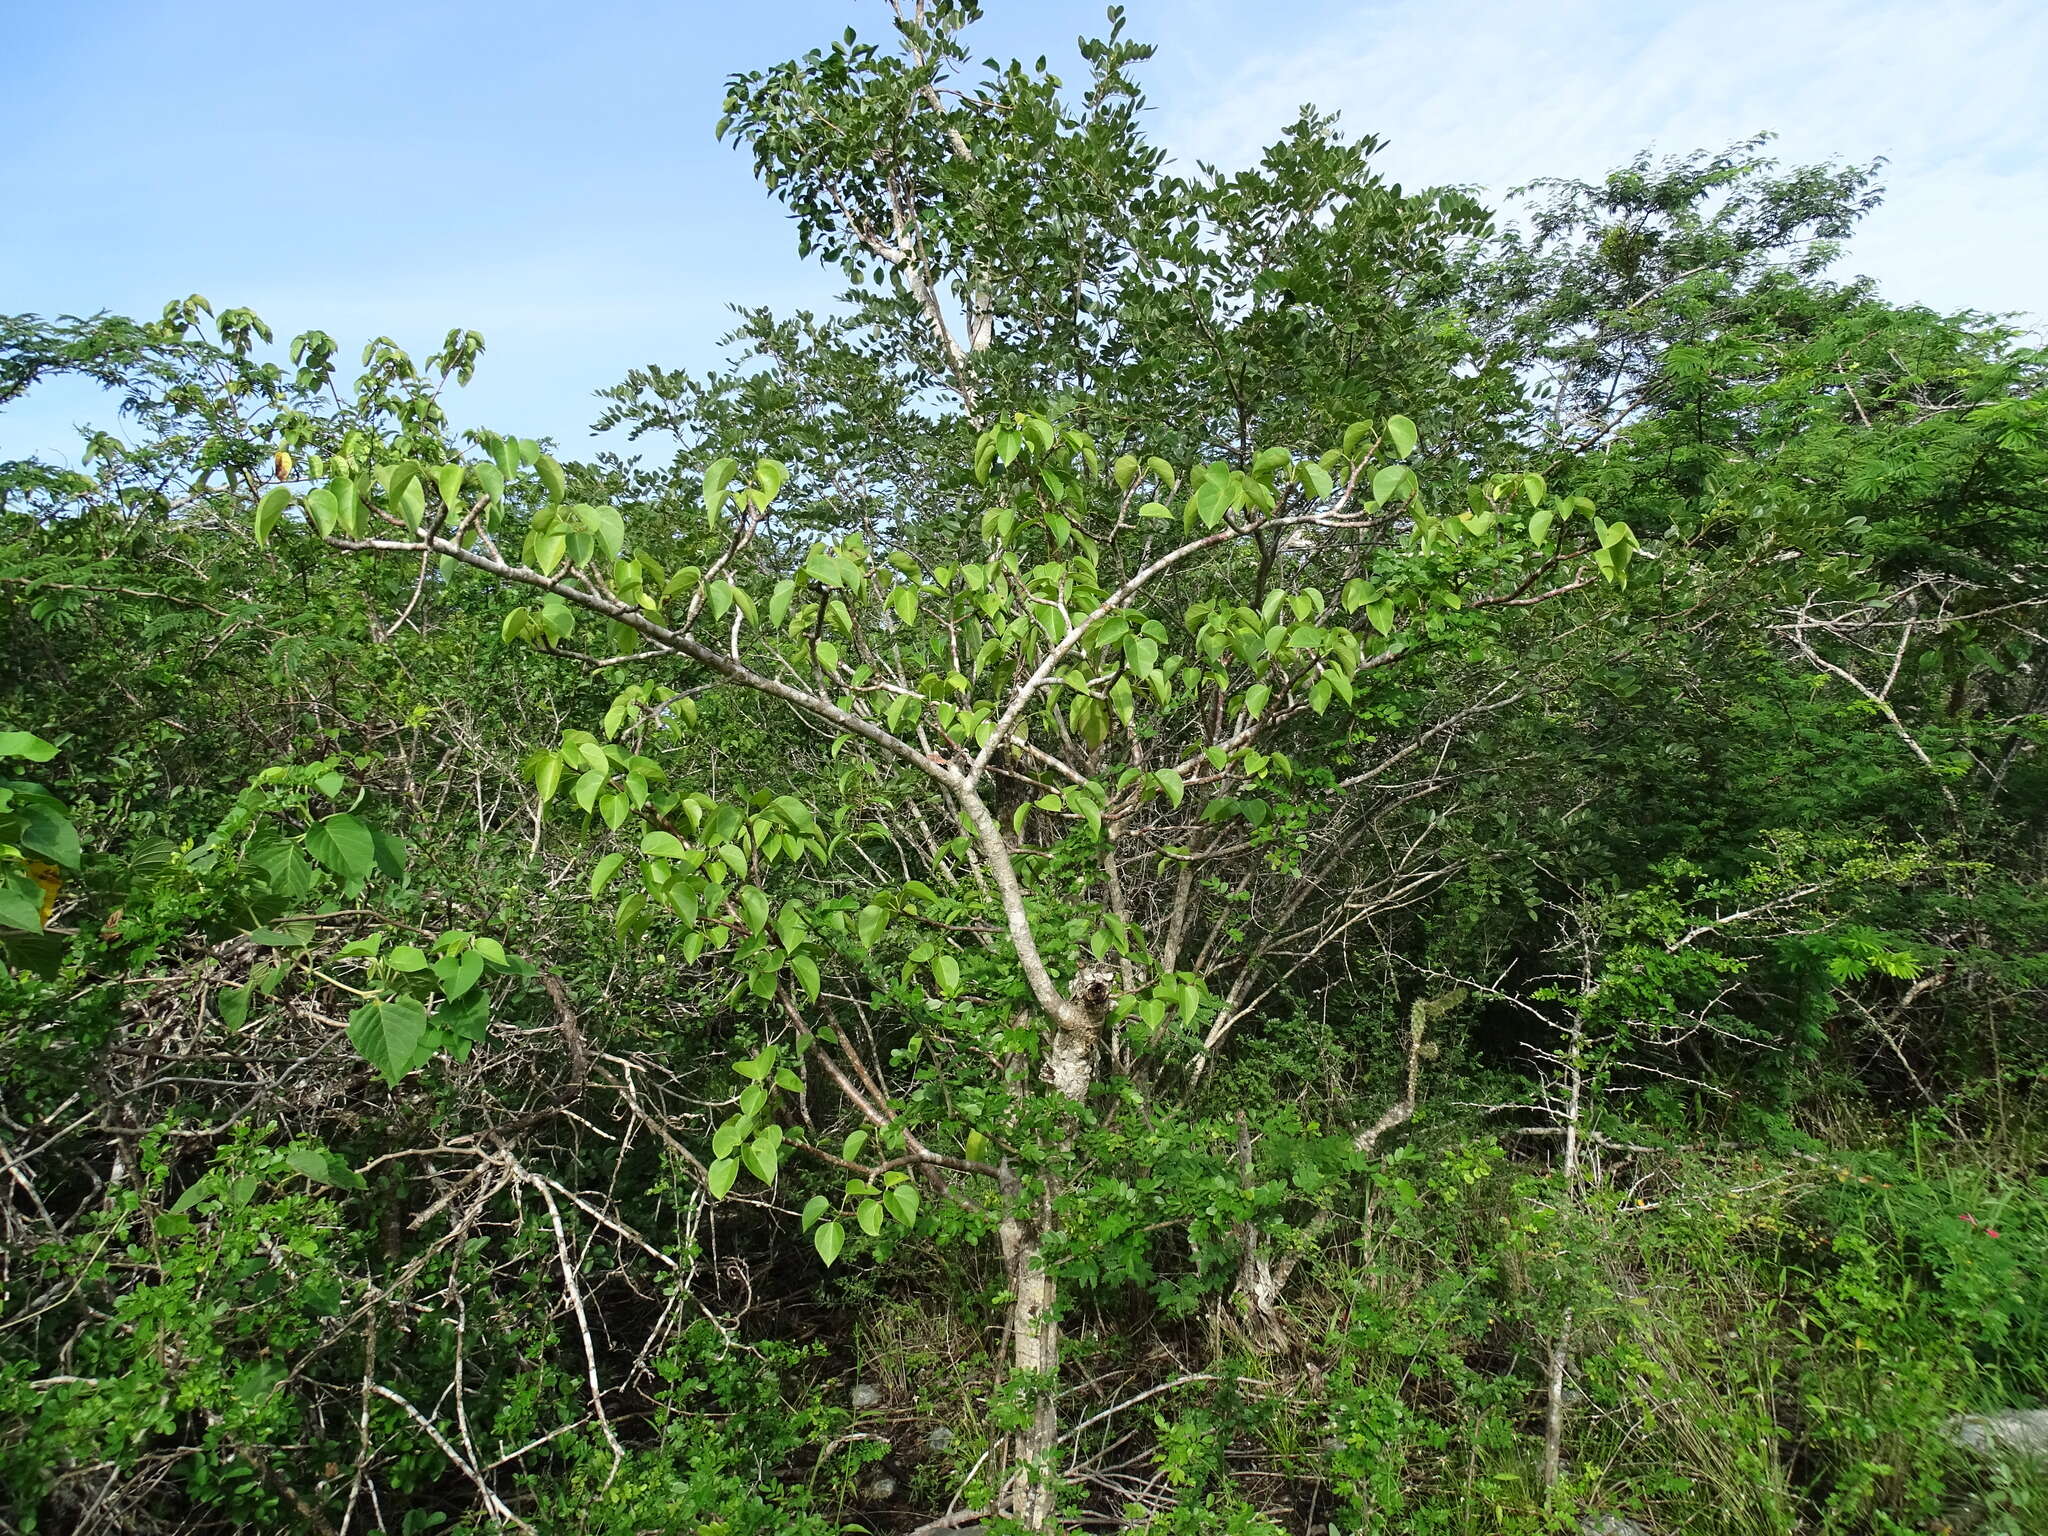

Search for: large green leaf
xmin=813 ymin=1219 xmax=845 ymax=1266
xmin=347 ymin=997 xmax=428 ymax=1086
xmin=708 ymin=1156 xmax=739 ymax=1198
xmin=305 ymin=814 xmax=374 ymax=880
xmin=741 ymin=1134 xmax=779 ymax=1184
xmin=14 ymin=803 xmax=79 ymax=870
xmin=434 ymin=987 xmax=490 ymax=1042
xmin=0 ymin=872 xmax=45 ymax=932
xmin=0 ymin=732 xmax=57 ymax=762
xmin=245 ymin=832 xmax=317 ymax=899
xmin=1371 ymin=464 xmax=1416 ymax=505
xmin=435 ymin=949 xmax=486 ymax=1001
xmin=1384 ymin=414 xmax=1418 ymax=459
xmin=883 ymin=1183 xmax=920 ymax=1229
xmin=286 ymin=1145 xmax=367 ymax=1191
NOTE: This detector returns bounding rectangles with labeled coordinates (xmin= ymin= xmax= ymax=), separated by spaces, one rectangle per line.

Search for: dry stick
xmin=594 ymin=1060 xmax=710 ymax=1182
xmin=909 ymin=1509 xmax=994 ymax=1536
xmin=528 ymin=1174 xmax=625 ymax=1483
xmin=367 ymin=1384 xmax=534 ymax=1533
xmin=452 ymin=1288 xmax=480 ymax=1480
xmin=481 ymin=1417 xmax=591 ymax=1473
xmin=1058 ymin=1372 xmax=1241 ymax=1445
xmin=1258 ymin=991 xmax=1451 ymax=1303
xmin=1787 ymin=627 xmax=1961 ymax=814
xmin=338 ymin=1317 xmax=378 ymax=1536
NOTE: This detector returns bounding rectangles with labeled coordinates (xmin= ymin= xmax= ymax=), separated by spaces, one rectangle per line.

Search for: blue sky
xmin=6 ymin=0 xmax=2043 ymax=465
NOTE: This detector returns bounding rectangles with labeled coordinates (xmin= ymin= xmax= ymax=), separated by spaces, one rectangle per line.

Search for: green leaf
xmin=1385 ymin=415 xmax=1418 ymax=459
xmin=857 ymin=1198 xmax=884 ymax=1237
xmin=305 ymin=813 xmax=374 ymax=879
xmin=433 ymin=463 xmax=467 ymax=517
xmin=532 ymin=753 xmax=564 ymax=804
xmin=931 ymin=953 xmax=961 ymax=996
xmin=302 ymin=486 xmax=339 ymax=535
xmin=386 ymin=944 xmax=430 ymax=972
xmin=14 ymin=804 xmax=80 ymax=870
xmin=370 ymin=827 xmax=407 ymax=880
xmin=0 ymin=732 xmax=57 ymax=762
xmin=588 ymin=852 xmax=628 ymax=896
xmin=286 ymin=1146 xmax=366 ymax=1191
xmin=800 ymin=1195 xmax=830 ymax=1232
xmin=217 ymin=984 xmax=252 ymax=1028
xmin=883 ymin=1183 xmax=920 ymax=1229
xmin=396 ymin=477 xmax=427 ymax=535
xmin=640 ymin=830 xmax=688 ymax=859
xmin=789 ymin=951 xmax=821 ymax=1003
xmin=1527 ymin=508 xmax=1555 ymax=546
xmin=742 ymin=1135 xmax=779 ymax=1184
xmin=254 ymin=485 xmax=293 ymax=547
xmin=1153 ymin=768 xmax=1185 ymax=808
xmin=754 ymin=458 xmax=788 ymax=501
xmin=331 ymin=475 xmax=362 ymax=534
xmin=435 ymin=987 xmax=490 ymax=1042
xmin=707 ymin=1156 xmax=739 ymax=1199
xmin=585 ymin=503 xmax=626 ymax=561
xmin=536 ymin=455 xmax=566 ymax=503
xmin=245 ymin=925 xmax=312 ymax=948
xmin=702 ymin=456 xmax=739 ymax=520
xmin=740 ymin=886 xmax=770 ymax=933
xmin=1365 ymin=598 xmax=1395 ymax=637
xmin=813 ymin=1219 xmax=845 ymax=1266
xmin=1371 ymin=464 xmax=1416 ymax=505
xmin=435 ymin=949 xmax=486 ymax=1002
xmin=347 ymin=997 xmax=428 ymax=1086
xmin=855 ymin=903 xmax=888 ymax=949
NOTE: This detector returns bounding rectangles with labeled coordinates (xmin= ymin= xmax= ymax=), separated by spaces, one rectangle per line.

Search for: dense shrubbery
xmin=4 ymin=5 xmax=2044 ymax=1532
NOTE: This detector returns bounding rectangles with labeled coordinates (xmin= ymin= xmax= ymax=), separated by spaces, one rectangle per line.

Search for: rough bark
xmin=999 ymin=960 xmax=1117 ymax=1530
xmin=998 ymin=1182 xmax=1062 ymax=1530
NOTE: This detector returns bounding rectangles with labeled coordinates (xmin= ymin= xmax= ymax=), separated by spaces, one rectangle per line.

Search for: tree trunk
xmin=999 ymin=1192 xmax=1062 ymax=1529
xmin=997 ymin=961 xmax=1116 ymax=1530
xmin=1229 ymin=1113 xmax=1293 ymax=1355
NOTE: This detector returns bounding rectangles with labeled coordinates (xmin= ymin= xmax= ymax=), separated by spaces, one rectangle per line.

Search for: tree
xmin=280 ymin=352 xmax=1639 ymax=1522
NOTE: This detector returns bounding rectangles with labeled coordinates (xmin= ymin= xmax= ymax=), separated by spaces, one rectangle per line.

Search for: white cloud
xmin=1150 ymin=0 xmax=2048 ymax=322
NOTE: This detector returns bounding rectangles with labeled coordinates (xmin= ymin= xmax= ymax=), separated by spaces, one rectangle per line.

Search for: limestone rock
xmin=1947 ymin=1408 xmax=2048 ymax=1459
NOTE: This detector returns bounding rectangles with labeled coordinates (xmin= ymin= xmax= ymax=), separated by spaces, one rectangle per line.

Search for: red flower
xmin=1961 ymin=1213 xmax=1977 ymax=1224
xmin=1986 ymin=1228 xmax=2001 ymax=1239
